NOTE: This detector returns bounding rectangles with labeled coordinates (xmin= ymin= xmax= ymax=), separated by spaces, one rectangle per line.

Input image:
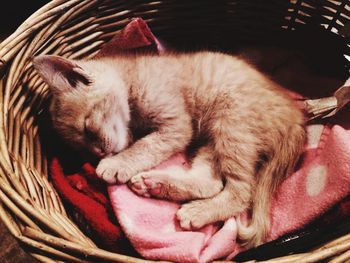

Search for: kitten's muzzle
xmin=92 ymin=146 xmax=107 ymax=157
xmin=91 ymin=145 xmax=119 ymax=158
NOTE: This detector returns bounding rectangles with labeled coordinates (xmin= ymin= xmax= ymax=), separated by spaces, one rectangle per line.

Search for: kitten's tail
xmin=236 ymin=123 xmax=305 ymax=248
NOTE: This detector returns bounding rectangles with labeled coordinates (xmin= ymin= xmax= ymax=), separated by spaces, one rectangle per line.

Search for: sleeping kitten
xmin=33 ymin=52 xmax=306 ymax=247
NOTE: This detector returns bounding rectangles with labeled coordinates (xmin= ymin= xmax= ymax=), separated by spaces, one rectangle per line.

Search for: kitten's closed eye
xmin=84 ymin=126 xmax=105 ymax=156
xmin=84 ymin=128 xmax=97 ymax=141
xmin=84 ymin=120 xmax=99 ymax=141
xmin=85 ymin=127 xmax=98 ymax=141
xmin=84 ymin=120 xmax=109 ymax=156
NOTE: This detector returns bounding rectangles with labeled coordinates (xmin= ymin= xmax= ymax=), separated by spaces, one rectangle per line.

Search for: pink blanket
xmin=100 ymin=18 xmax=350 ymax=262
xmin=109 ymin=121 xmax=350 ymax=262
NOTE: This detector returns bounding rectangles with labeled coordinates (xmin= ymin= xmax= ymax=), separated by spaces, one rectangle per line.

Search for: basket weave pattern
xmin=0 ymin=0 xmax=349 ymax=262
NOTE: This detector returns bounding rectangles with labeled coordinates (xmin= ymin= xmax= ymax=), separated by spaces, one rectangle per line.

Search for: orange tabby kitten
xmin=33 ymin=51 xmax=305 ymax=247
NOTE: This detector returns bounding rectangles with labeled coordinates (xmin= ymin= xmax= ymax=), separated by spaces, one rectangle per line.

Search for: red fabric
xmin=49 ymin=18 xmax=159 ymax=253
xmin=96 ymin=17 xmax=161 ymax=57
xmin=50 ymin=158 xmax=127 ymax=251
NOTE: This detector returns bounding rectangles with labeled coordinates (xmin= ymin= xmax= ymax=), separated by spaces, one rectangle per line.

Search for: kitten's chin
xmin=112 ymin=144 xmax=128 ymax=156
xmin=93 ymin=134 xmax=131 ymax=158
xmin=105 ymin=153 xmax=113 ymax=157
xmin=101 ymin=143 xmax=128 ymax=158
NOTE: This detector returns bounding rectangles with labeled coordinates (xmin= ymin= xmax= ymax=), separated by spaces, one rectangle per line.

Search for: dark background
xmin=0 ymin=1 xmax=50 ymax=37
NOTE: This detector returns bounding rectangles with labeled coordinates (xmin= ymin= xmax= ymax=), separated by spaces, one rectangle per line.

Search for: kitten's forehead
xmin=51 ymin=96 xmax=86 ymax=123
xmin=52 ymin=86 xmax=112 ymax=121
xmin=78 ymin=59 xmax=113 ymax=78
xmin=51 ymin=57 xmax=130 ymax=125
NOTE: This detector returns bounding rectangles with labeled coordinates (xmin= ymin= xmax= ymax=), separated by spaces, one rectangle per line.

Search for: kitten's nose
xmin=92 ymin=146 xmax=105 ymax=157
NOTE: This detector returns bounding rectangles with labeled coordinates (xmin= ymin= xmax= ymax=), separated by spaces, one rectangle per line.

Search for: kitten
xmin=33 ymin=51 xmax=306 ymax=247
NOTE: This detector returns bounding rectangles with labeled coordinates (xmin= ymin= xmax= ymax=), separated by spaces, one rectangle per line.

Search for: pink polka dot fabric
xmin=109 ymin=154 xmax=238 ymax=263
xmin=108 ymin=120 xmax=350 ymax=262
xmin=268 ymin=123 xmax=350 ymax=241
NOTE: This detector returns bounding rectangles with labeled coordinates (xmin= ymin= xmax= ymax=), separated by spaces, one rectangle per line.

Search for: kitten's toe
xmin=176 ymin=208 xmax=192 ymax=230
xmin=129 ymin=174 xmax=150 ymax=197
xmin=129 ymin=171 xmax=167 ymax=198
xmin=142 ymin=173 xmax=168 ymax=198
xmin=130 ymin=171 xmax=185 ymax=200
xmin=176 ymin=201 xmax=211 ymax=230
xmin=141 ymin=171 xmax=184 ymax=200
xmin=96 ymin=160 xmax=117 ymax=184
xmin=96 ymin=157 xmax=136 ymax=184
xmin=117 ymin=170 xmax=133 ymax=184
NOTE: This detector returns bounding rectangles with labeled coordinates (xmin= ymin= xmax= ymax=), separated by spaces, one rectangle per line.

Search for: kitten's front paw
xmin=96 ymin=157 xmax=135 ymax=184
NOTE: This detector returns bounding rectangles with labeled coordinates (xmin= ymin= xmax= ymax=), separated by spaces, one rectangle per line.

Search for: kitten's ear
xmin=32 ymin=55 xmax=92 ymax=93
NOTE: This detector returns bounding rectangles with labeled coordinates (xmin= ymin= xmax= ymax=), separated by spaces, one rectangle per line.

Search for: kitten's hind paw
xmin=176 ymin=200 xmax=212 ymax=230
xmin=128 ymin=174 xmax=150 ymax=197
xmin=129 ymin=170 xmax=186 ymax=200
xmin=129 ymin=171 xmax=169 ymax=198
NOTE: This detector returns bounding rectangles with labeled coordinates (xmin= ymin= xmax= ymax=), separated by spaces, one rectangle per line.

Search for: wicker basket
xmin=0 ymin=0 xmax=349 ymax=262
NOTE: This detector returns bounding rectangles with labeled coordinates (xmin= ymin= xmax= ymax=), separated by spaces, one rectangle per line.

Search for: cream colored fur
xmin=33 ymin=51 xmax=306 ymax=248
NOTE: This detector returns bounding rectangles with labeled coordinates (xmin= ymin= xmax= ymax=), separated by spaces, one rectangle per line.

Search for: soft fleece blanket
xmin=50 ymin=18 xmax=350 ymax=262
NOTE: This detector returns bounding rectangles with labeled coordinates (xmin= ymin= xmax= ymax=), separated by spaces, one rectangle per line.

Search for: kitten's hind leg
xmin=129 ymin=146 xmax=223 ymax=201
xmin=177 ymin=114 xmax=257 ymax=230
xmin=177 ymin=176 xmax=249 ymax=230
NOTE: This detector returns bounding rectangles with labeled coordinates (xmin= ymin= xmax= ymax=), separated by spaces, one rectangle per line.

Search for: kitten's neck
xmin=108 ymin=55 xmax=139 ymax=98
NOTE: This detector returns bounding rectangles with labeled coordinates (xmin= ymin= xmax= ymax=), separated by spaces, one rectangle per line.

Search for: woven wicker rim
xmin=0 ymin=0 xmax=349 ymax=262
